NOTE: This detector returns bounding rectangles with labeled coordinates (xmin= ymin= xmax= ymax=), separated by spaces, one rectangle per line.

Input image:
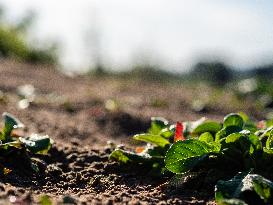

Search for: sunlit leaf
xmin=19 ymin=134 xmax=53 ymax=154
xmin=165 ymin=139 xmax=220 ymax=173
xmin=223 ymin=113 xmax=244 ymax=129
xmin=192 ymin=121 xmax=222 ymax=136
xmin=199 ymin=132 xmax=214 ymax=143
xmin=1 ymin=112 xmax=24 ymax=141
xmin=133 ymin=134 xmax=170 ymax=147
xmin=148 ymin=117 xmax=168 ymax=135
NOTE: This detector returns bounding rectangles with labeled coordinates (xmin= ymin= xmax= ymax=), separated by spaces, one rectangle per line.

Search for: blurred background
xmin=1 ymin=0 xmax=273 ymax=72
xmin=0 ymin=0 xmax=272 ymax=123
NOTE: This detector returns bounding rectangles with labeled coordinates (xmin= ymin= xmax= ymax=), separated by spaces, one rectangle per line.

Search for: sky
xmin=1 ymin=0 xmax=273 ymax=72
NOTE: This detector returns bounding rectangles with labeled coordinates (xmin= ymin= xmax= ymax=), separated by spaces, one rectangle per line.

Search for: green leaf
xmin=252 ymin=175 xmax=273 ymax=202
xmin=225 ymin=132 xmax=261 ymax=156
xmin=133 ymin=134 xmax=170 ymax=147
xmin=40 ymin=195 xmax=53 ymax=205
xmin=259 ymin=127 xmax=273 ymax=141
xmin=264 ymin=130 xmax=273 ymax=154
xmin=109 ymin=148 xmax=163 ymax=164
xmin=217 ymin=198 xmax=248 ymax=205
xmin=216 ymin=171 xmax=273 ymax=204
xmin=165 ymin=139 xmax=221 ymax=173
xmin=192 ymin=121 xmax=222 ymax=136
xmin=238 ymin=112 xmax=256 ymax=132
xmin=199 ymin=132 xmax=214 ymax=143
xmin=266 ymin=130 xmax=273 ymax=150
xmin=248 ymin=134 xmax=262 ymax=154
xmin=216 ymin=126 xmax=243 ymax=142
xmin=109 ymin=149 xmax=131 ymax=163
xmin=148 ymin=117 xmax=168 ymax=135
xmin=215 ymin=171 xmax=251 ymax=201
xmin=159 ymin=124 xmax=175 ymax=138
xmin=267 ymin=119 xmax=273 ymax=127
xmin=238 ymin=112 xmax=249 ymax=123
xmin=0 ymin=141 xmax=22 ymax=150
xmin=19 ymin=134 xmax=53 ymax=154
xmin=263 ymin=147 xmax=273 ymax=154
xmin=225 ymin=133 xmax=242 ymax=143
xmin=223 ymin=113 xmax=244 ymax=129
xmin=1 ymin=112 xmax=24 ymax=141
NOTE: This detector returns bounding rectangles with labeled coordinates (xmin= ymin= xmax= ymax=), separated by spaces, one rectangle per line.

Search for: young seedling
xmin=0 ymin=112 xmax=53 ymax=174
xmin=110 ymin=113 xmax=273 ymax=204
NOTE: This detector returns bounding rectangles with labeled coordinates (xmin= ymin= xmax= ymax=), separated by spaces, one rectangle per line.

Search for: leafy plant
xmin=0 ymin=8 xmax=58 ymax=65
xmin=110 ymin=113 xmax=273 ymax=204
xmin=216 ymin=170 xmax=273 ymax=204
xmin=110 ymin=117 xmax=172 ymax=173
xmin=0 ymin=112 xmax=53 ymax=174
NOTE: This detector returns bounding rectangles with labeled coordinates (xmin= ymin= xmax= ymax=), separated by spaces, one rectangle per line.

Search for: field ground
xmin=0 ymin=60 xmax=264 ymax=204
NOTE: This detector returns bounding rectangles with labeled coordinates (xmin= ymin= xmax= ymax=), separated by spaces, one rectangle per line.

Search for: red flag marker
xmin=174 ymin=121 xmax=185 ymax=142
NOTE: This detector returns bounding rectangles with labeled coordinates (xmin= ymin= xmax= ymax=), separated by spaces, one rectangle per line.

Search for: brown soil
xmin=0 ymin=59 xmax=237 ymax=204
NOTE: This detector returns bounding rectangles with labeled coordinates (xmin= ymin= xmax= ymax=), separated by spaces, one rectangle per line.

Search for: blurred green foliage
xmin=190 ymin=61 xmax=233 ymax=86
xmin=127 ymin=64 xmax=179 ymax=82
xmin=0 ymin=27 xmax=29 ymax=59
xmin=0 ymin=6 xmax=58 ymax=65
xmin=88 ymin=63 xmax=182 ymax=83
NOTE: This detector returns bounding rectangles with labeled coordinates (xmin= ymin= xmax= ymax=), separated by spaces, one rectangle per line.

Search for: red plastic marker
xmin=174 ymin=122 xmax=185 ymax=142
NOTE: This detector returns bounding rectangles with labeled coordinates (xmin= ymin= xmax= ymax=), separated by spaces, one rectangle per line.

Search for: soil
xmin=0 ymin=59 xmax=240 ymax=204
